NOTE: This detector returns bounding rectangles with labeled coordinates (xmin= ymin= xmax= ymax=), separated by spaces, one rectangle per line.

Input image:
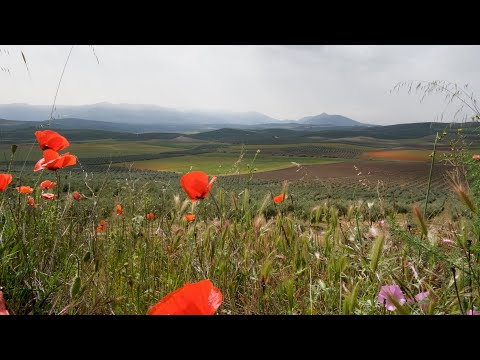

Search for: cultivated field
xmin=117 ymin=153 xmax=342 ymax=175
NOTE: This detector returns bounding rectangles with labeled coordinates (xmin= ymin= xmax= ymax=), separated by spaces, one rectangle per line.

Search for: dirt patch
xmin=362 ymin=150 xmax=430 ymax=162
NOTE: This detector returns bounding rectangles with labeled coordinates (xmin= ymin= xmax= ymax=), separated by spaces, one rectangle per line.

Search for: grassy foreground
xmin=1 ymin=128 xmax=480 ymax=315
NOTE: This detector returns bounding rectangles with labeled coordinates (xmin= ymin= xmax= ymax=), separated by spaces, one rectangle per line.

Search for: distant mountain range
xmin=0 ymin=103 xmax=373 ymax=133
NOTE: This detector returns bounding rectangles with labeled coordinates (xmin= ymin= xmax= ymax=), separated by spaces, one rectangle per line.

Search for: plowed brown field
xmin=249 ymin=160 xmax=452 ymax=186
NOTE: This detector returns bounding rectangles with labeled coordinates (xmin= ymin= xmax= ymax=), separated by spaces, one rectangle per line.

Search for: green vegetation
xmin=116 ymin=153 xmax=342 ymax=175
xmin=0 ymin=142 xmax=478 ymax=314
xmin=0 ymin=141 xmax=197 ymax=162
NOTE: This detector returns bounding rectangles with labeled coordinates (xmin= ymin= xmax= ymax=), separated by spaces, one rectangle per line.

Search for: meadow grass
xmin=1 ymin=136 xmax=479 ymax=315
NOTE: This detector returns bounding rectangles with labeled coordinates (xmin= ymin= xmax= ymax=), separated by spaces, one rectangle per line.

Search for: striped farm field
xmin=228 ymin=142 xmax=378 ymax=152
xmin=0 ymin=140 xmax=197 ymax=162
xmin=116 ymin=153 xmax=343 ymax=175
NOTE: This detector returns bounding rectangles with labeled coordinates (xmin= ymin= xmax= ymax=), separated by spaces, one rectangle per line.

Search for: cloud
xmin=0 ymin=45 xmax=479 ymax=125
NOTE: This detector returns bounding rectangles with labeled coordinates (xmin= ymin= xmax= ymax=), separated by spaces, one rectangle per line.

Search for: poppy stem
xmin=56 ymin=170 xmax=61 ymax=201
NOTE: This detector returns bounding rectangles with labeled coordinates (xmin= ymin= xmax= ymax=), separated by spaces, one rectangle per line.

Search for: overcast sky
xmin=1 ymin=45 xmax=479 ymax=125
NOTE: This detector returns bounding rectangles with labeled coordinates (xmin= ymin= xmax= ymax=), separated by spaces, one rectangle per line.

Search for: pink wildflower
xmin=378 ymin=284 xmax=406 ymax=311
xmin=466 ymin=310 xmax=480 ymax=315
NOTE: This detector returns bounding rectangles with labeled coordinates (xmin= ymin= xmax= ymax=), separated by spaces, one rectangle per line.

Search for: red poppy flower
xmin=35 ymin=130 xmax=70 ymax=151
xmin=473 ymin=154 xmax=480 ymax=160
xmin=41 ymin=193 xmax=56 ymax=200
xmin=146 ymin=212 xmax=155 ymax=220
xmin=0 ymin=174 xmax=13 ymax=192
xmin=180 ymin=171 xmax=217 ymax=201
xmin=27 ymin=196 xmax=38 ymax=209
xmin=16 ymin=186 xmax=34 ymax=194
xmin=0 ymin=288 xmax=9 ymax=316
xmin=97 ymin=219 xmax=106 ymax=232
xmin=40 ymin=179 xmax=57 ymax=190
xmin=34 ymin=149 xmax=77 ymax=172
xmin=116 ymin=204 xmax=123 ymax=215
xmin=273 ymin=194 xmax=288 ymax=203
xmin=73 ymin=191 xmax=82 ymax=201
xmin=185 ymin=214 xmax=196 ymax=222
xmin=148 ymin=279 xmax=222 ymax=315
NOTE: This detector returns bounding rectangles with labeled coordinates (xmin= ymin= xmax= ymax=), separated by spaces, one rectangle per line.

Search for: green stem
xmin=424 ymin=132 xmax=439 ymax=218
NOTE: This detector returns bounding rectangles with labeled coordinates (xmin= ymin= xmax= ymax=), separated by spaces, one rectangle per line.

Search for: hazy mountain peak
xmin=93 ymin=101 xmax=111 ymax=105
xmin=298 ymin=113 xmax=368 ymax=127
xmin=0 ymin=103 xmax=372 ymax=132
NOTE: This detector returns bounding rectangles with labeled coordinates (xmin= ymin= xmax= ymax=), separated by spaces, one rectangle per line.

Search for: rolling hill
xmin=1 ymin=118 xmax=477 ymax=146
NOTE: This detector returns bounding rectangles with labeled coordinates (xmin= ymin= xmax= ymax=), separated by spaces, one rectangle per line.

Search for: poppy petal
xmin=36 ymin=151 xmax=77 ymax=171
xmin=55 ymin=153 xmax=76 ymax=169
xmin=40 ymin=180 xmax=57 ymax=190
xmin=0 ymin=174 xmax=13 ymax=191
xmin=27 ymin=196 xmax=38 ymax=208
xmin=207 ymin=176 xmax=217 ymax=191
xmin=274 ymin=194 xmax=287 ymax=203
xmin=46 ymin=153 xmax=75 ymax=170
xmin=16 ymin=186 xmax=34 ymax=194
xmin=43 ymin=149 xmax=59 ymax=163
xmin=148 ymin=279 xmax=222 ymax=315
xmin=180 ymin=171 xmax=216 ymax=201
xmin=185 ymin=214 xmax=196 ymax=222
xmin=41 ymin=193 xmax=56 ymax=200
xmin=35 ymin=130 xmax=70 ymax=151
xmin=34 ymin=158 xmax=46 ymax=172
xmin=146 ymin=212 xmax=155 ymax=220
